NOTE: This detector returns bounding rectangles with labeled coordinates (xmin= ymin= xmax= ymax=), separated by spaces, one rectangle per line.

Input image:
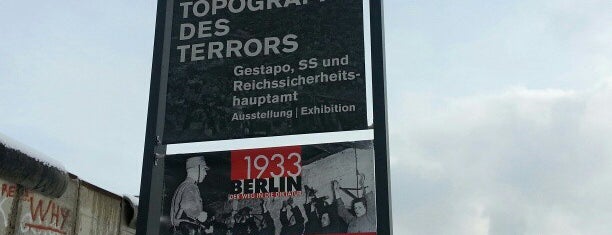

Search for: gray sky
xmin=1 ymin=0 xmax=611 ymax=234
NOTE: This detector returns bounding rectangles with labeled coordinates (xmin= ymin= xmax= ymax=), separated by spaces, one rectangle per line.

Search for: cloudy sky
xmin=1 ymin=0 xmax=611 ymax=234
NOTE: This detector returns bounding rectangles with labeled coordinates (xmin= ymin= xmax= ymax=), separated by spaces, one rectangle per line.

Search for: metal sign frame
xmin=136 ymin=0 xmax=391 ymax=234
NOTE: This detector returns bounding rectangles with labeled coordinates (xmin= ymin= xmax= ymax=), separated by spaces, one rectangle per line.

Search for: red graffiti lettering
xmin=60 ymin=209 xmax=70 ymax=229
xmin=25 ymin=223 xmax=67 ymax=235
xmin=30 ymin=199 xmax=54 ymax=222
xmin=0 ymin=184 xmax=33 ymax=202
xmin=1 ymin=184 xmax=17 ymax=198
xmin=26 ymin=198 xmax=72 ymax=231
xmin=50 ymin=203 xmax=61 ymax=227
xmin=8 ymin=185 xmax=15 ymax=197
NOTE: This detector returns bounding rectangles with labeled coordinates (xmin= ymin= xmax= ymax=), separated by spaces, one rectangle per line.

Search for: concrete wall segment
xmin=14 ymin=178 xmax=79 ymax=235
xmin=74 ymin=183 xmax=121 ymax=235
xmin=0 ymin=178 xmax=17 ymax=235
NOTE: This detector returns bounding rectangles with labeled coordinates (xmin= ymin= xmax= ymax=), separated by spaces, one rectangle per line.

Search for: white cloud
xmin=389 ymin=80 xmax=612 ymax=234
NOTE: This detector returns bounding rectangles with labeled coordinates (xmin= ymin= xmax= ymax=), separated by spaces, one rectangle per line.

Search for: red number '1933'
xmin=231 ymin=146 xmax=302 ymax=180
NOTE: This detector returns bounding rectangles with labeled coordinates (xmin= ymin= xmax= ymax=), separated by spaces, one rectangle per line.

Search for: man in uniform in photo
xmin=170 ymin=156 xmax=214 ymax=235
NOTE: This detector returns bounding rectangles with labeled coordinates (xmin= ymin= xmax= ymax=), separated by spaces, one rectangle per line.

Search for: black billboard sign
xmin=161 ymin=141 xmax=377 ymax=235
xmin=163 ymin=0 xmax=368 ymax=144
xmin=137 ymin=0 xmax=391 ymax=234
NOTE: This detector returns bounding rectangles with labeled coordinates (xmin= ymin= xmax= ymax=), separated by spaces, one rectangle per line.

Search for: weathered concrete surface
xmin=14 ymin=177 xmax=79 ymax=235
xmin=0 ymin=177 xmax=136 ymax=235
xmin=0 ymin=134 xmax=137 ymax=235
xmin=74 ymin=183 xmax=121 ymax=235
xmin=119 ymin=197 xmax=137 ymax=235
xmin=0 ymin=179 xmax=18 ymax=235
xmin=118 ymin=225 xmax=136 ymax=235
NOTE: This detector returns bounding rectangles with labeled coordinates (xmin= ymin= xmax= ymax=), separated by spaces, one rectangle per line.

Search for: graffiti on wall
xmin=1 ymin=183 xmax=19 ymax=227
xmin=1 ymin=183 xmax=72 ymax=235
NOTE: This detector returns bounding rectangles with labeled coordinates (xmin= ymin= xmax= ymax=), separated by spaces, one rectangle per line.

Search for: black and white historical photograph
xmin=160 ymin=140 xmax=377 ymax=235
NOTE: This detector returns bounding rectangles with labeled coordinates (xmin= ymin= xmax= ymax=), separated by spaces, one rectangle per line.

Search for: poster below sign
xmin=163 ymin=0 xmax=368 ymax=144
xmin=161 ymin=140 xmax=377 ymax=235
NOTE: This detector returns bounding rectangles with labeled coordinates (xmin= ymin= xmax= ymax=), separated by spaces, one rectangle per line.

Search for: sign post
xmin=369 ymin=0 xmax=392 ymax=234
xmin=136 ymin=0 xmax=169 ymax=233
xmin=138 ymin=0 xmax=390 ymax=234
